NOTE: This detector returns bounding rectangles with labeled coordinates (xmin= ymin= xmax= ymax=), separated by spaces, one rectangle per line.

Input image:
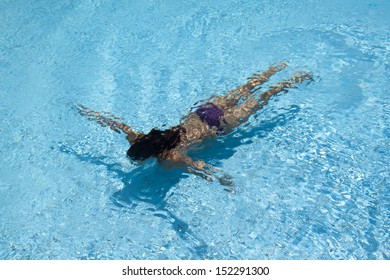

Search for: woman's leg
xmin=222 ymin=71 xmax=313 ymax=129
xmin=213 ymin=61 xmax=287 ymax=110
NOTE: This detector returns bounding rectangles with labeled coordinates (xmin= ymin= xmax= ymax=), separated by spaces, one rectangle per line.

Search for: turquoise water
xmin=0 ymin=0 xmax=389 ymax=259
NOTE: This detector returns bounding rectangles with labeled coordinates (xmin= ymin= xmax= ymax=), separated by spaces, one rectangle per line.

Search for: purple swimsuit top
xmin=195 ymin=103 xmax=224 ymax=130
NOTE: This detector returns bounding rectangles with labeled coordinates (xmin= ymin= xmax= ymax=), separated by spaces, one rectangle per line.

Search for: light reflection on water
xmin=0 ymin=0 xmax=388 ymax=259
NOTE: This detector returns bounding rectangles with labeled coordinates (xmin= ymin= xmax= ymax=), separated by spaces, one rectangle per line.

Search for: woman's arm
xmin=162 ymin=150 xmax=235 ymax=192
xmin=76 ymin=104 xmax=142 ymax=144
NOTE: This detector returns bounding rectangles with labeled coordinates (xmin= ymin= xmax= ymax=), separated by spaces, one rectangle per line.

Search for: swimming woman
xmin=77 ymin=62 xmax=312 ymax=191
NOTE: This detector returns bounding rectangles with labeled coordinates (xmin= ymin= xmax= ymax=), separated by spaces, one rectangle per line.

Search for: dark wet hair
xmin=127 ymin=126 xmax=184 ymax=161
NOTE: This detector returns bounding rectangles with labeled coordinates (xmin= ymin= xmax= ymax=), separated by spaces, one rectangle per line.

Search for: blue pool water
xmin=0 ymin=0 xmax=389 ymax=260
